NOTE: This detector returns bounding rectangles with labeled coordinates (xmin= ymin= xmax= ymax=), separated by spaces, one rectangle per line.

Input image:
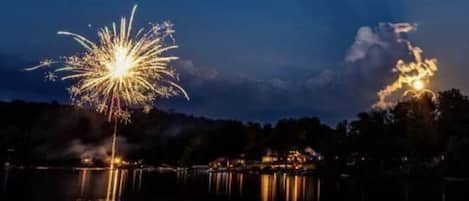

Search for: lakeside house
xmin=209 ymin=149 xmax=320 ymax=172
xmin=208 ymin=157 xmax=246 ymax=170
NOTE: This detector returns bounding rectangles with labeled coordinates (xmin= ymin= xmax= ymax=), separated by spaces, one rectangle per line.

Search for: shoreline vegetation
xmin=2 ymin=89 xmax=469 ymax=178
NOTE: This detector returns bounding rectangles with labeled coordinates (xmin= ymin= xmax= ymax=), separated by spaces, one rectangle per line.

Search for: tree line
xmin=1 ymin=89 xmax=469 ymax=175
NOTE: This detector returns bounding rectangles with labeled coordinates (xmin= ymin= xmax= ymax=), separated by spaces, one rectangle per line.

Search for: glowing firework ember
xmin=373 ymin=23 xmax=438 ymax=109
xmin=27 ymin=5 xmax=188 ymax=122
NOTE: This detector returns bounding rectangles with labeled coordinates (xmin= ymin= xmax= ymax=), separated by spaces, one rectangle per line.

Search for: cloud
xmin=176 ymin=60 xmax=218 ymax=80
xmin=304 ymin=69 xmax=336 ymax=89
xmin=345 ymin=26 xmax=388 ymax=62
xmin=341 ymin=23 xmax=438 ymax=109
xmin=169 ymin=59 xmax=349 ymax=123
xmin=164 ymin=23 xmax=424 ymax=124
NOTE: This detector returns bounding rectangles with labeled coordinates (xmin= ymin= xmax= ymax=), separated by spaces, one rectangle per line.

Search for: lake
xmin=1 ymin=167 xmax=468 ymax=201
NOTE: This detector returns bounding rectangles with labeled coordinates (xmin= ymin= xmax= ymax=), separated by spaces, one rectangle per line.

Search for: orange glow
xmin=81 ymin=157 xmax=92 ymax=165
xmin=113 ymin=157 xmax=122 ymax=165
xmin=373 ymin=23 xmax=437 ymax=108
xmin=412 ymin=80 xmax=424 ymax=91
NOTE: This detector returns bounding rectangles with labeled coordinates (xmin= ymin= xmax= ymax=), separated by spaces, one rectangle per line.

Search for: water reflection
xmin=79 ymin=169 xmax=87 ymax=196
xmin=2 ymin=168 xmax=466 ymax=201
xmin=261 ymin=174 xmax=318 ymax=201
xmin=208 ymin=172 xmax=244 ymax=196
xmin=3 ymin=167 xmax=9 ymax=193
xmin=208 ymin=172 xmax=318 ymax=201
xmin=74 ymin=168 xmax=144 ymax=201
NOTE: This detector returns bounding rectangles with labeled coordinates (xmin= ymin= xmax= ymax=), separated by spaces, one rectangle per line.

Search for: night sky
xmin=1 ymin=0 xmax=469 ymax=124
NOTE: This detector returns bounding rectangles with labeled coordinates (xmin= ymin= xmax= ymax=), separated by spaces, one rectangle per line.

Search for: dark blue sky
xmin=1 ymin=0 xmax=469 ymax=124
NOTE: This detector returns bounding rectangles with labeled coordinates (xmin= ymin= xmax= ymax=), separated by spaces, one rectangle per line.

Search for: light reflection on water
xmin=75 ymin=168 xmax=144 ymax=201
xmin=260 ymin=174 xmax=319 ymax=201
xmin=2 ymin=167 xmax=467 ymax=201
xmin=207 ymin=172 xmax=244 ymax=197
xmin=205 ymin=172 xmax=319 ymax=201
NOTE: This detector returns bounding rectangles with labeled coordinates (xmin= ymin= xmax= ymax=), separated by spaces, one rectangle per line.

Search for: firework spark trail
xmin=24 ymin=59 xmax=56 ymax=71
xmin=26 ymin=5 xmax=188 ymax=122
xmin=373 ymin=23 xmax=438 ymax=109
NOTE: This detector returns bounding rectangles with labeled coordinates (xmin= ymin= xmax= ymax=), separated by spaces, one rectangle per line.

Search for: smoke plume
xmin=65 ymin=136 xmax=134 ymax=162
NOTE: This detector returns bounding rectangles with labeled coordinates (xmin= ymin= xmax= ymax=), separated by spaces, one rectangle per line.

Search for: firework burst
xmin=27 ymin=5 xmax=188 ymax=122
xmin=373 ymin=23 xmax=437 ymax=109
xmin=26 ymin=5 xmax=188 ymax=200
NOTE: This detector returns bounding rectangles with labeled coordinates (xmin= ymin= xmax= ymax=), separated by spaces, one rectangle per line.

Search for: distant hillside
xmin=0 ymin=100 xmax=335 ymax=166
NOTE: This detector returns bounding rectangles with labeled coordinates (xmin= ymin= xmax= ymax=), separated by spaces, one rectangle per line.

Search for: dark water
xmin=1 ymin=168 xmax=469 ymax=201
